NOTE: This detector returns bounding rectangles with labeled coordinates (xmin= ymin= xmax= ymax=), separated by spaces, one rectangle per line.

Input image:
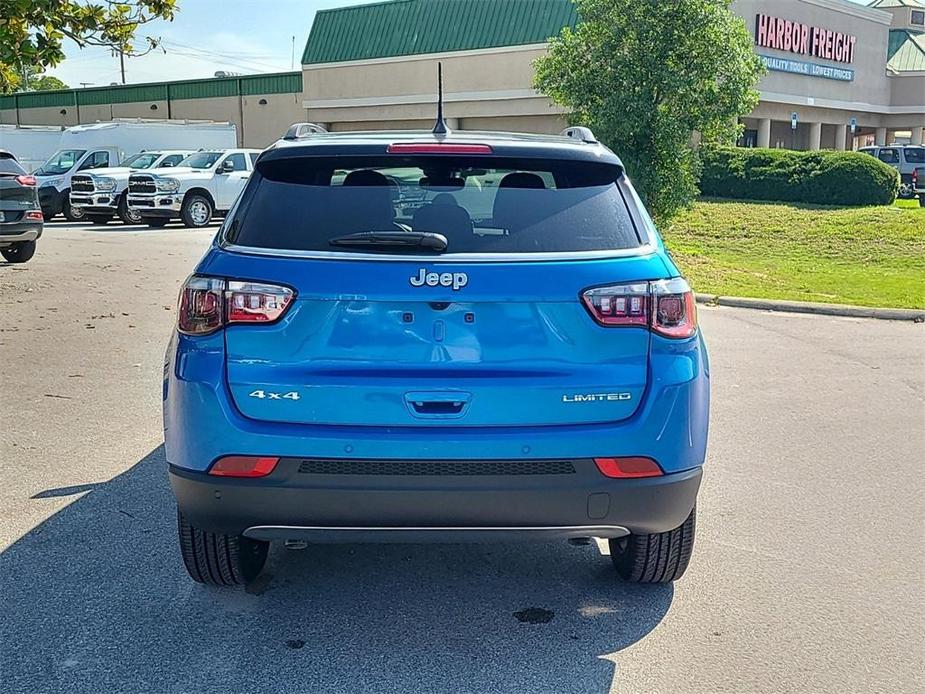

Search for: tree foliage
xmin=1 ymin=0 xmax=177 ymax=93
xmin=29 ymin=75 xmax=70 ymax=91
xmin=535 ymin=0 xmax=764 ymax=223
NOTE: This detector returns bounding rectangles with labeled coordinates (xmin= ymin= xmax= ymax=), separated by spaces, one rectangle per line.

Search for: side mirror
xmin=220 ymin=160 xmax=235 ymax=173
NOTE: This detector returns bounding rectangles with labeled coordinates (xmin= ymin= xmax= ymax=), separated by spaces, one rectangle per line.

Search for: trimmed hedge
xmin=699 ymin=146 xmax=899 ymax=206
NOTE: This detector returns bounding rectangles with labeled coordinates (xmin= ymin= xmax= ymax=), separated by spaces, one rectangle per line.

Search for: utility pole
xmin=291 ymin=36 xmax=296 ymax=70
xmin=112 ymin=47 xmax=126 ymax=84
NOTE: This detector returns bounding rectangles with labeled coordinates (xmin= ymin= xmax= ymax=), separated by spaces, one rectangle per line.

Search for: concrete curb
xmin=695 ymin=294 xmax=925 ymax=322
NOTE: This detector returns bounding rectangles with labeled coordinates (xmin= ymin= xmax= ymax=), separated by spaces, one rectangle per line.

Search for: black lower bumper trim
xmin=170 ymin=458 xmax=702 ymax=539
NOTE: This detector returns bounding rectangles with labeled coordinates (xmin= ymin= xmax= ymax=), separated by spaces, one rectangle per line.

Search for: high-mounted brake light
xmin=594 ymin=457 xmax=663 ymax=479
xmin=15 ymin=175 xmax=37 ymax=186
xmin=581 ymin=278 xmax=698 ymax=338
xmin=177 ymin=276 xmax=294 ymax=335
xmin=386 ymin=143 xmax=493 ymax=154
xmin=209 ymin=456 xmax=279 ymax=478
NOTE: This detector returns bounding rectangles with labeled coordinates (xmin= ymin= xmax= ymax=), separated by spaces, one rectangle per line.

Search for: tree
xmin=0 ymin=0 xmax=178 ymax=93
xmin=29 ymin=75 xmax=70 ymax=92
xmin=535 ymin=0 xmax=764 ymax=223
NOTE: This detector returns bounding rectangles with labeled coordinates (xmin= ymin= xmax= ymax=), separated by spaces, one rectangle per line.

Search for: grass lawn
xmin=662 ymin=198 xmax=925 ymax=309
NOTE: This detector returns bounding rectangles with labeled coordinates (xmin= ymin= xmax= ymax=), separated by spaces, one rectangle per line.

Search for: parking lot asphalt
xmin=1 ymin=221 xmax=923 ymax=694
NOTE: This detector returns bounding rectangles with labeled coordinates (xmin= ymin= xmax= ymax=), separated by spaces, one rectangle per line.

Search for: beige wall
xmin=890 ymin=74 xmax=925 ymax=109
xmin=17 ymin=106 xmax=78 ymax=127
xmin=241 ymin=93 xmax=307 ymax=147
xmin=0 ymin=109 xmax=16 ymax=125
xmin=461 ymin=115 xmax=569 ymax=134
xmin=302 ymin=45 xmax=567 ymax=133
xmin=170 ymin=96 xmax=242 ymax=144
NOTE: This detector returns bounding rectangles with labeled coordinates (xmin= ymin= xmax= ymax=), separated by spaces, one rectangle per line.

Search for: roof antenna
xmin=432 ymin=62 xmax=449 ymax=135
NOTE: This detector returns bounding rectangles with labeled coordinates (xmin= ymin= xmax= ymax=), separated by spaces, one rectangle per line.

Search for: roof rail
xmin=283 ymin=122 xmax=328 ymax=140
xmin=560 ymin=126 xmax=598 ymax=144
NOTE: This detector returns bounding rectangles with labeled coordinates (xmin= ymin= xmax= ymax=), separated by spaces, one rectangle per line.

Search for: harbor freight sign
xmin=759 ymin=55 xmax=855 ymax=82
xmin=755 ymin=13 xmax=857 ymax=64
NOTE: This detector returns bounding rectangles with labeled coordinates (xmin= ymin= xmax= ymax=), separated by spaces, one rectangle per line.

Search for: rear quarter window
xmin=224 ymin=155 xmax=643 ymax=255
xmin=0 ymin=154 xmax=26 ymax=176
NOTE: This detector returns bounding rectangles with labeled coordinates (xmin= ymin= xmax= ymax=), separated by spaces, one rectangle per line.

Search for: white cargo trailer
xmin=31 ymin=119 xmax=237 ymax=220
xmin=0 ymin=124 xmax=66 ymax=172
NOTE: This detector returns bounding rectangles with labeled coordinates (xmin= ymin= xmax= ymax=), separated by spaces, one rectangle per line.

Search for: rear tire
xmin=181 ymin=194 xmax=213 ymax=228
xmin=87 ymin=214 xmax=112 ymax=225
xmin=1 ymin=241 xmax=37 ymax=263
xmin=117 ymin=194 xmax=142 ymax=225
xmin=609 ymin=507 xmax=696 ymax=583
xmin=177 ymin=509 xmax=268 ymax=586
xmin=143 ymin=217 xmax=170 ymax=228
xmin=919 ymin=195 xmax=925 ymax=208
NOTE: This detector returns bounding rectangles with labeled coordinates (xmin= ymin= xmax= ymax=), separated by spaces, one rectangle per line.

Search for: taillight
xmin=226 ymin=281 xmax=294 ymax=323
xmin=25 ymin=210 xmax=43 ymax=221
xmin=177 ymin=276 xmax=294 ymax=335
xmin=15 ymin=175 xmax=36 ymax=186
xmin=581 ymin=278 xmax=698 ymax=338
xmin=209 ymin=455 xmax=279 ymax=478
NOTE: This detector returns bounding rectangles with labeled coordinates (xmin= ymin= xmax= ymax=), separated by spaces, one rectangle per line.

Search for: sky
xmin=46 ymin=0 xmax=372 ymax=87
xmin=45 ymin=0 xmax=875 ymax=88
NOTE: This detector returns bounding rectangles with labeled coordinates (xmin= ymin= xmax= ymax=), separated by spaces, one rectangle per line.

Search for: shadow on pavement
xmin=1 ymin=446 xmax=673 ymax=694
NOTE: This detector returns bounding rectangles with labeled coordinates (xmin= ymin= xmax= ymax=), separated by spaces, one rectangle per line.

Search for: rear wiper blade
xmin=329 ymin=230 xmax=448 ymax=251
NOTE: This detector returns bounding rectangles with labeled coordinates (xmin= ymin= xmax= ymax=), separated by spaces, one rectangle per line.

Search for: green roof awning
xmin=302 ymin=0 xmax=579 ymax=65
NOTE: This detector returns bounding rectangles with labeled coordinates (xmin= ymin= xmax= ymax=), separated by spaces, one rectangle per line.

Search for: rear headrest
xmin=343 ymin=169 xmax=390 ymax=187
xmin=498 ymin=172 xmax=546 ymax=190
xmin=493 ymin=172 xmax=547 ymax=230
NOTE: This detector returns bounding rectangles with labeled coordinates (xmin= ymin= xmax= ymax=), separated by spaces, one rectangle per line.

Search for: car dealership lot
xmin=1 ymin=223 xmax=923 ymax=694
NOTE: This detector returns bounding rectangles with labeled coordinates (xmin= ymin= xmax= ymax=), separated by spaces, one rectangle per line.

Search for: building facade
xmin=1 ymin=0 xmax=922 ymax=149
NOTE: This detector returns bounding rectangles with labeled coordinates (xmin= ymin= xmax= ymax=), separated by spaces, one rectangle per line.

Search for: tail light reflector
xmin=15 ymin=175 xmax=37 ymax=186
xmin=581 ymin=278 xmax=698 ymax=339
xmin=209 ymin=456 xmax=279 ymax=478
xmin=594 ymin=457 xmax=663 ymax=478
xmin=25 ymin=210 xmax=44 ymax=221
xmin=177 ymin=276 xmax=294 ymax=335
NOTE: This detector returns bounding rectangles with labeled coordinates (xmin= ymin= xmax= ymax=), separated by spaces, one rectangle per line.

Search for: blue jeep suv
xmin=164 ymin=124 xmax=710 ymax=587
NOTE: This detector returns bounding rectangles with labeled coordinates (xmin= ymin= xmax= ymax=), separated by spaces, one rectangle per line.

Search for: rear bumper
xmin=169 ymin=460 xmax=702 ymax=539
xmin=0 ymin=223 xmax=42 ymax=245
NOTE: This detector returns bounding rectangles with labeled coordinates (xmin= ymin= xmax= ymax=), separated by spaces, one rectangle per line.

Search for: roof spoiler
xmin=560 ymin=126 xmax=598 ymax=144
xmin=283 ymin=122 xmax=328 ymax=140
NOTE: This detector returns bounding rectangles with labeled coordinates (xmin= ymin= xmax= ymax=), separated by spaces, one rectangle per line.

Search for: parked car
xmin=127 ymin=148 xmax=262 ymax=228
xmin=858 ymin=145 xmax=925 ymax=199
xmin=0 ymin=150 xmax=43 ymax=264
xmin=913 ymin=166 xmax=925 ymax=207
xmin=69 ymin=150 xmax=193 ymax=225
xmin=164 ymin=124 xmax=710 ymax=587
xmin=33 ymin=120 xmax=237 ymax=221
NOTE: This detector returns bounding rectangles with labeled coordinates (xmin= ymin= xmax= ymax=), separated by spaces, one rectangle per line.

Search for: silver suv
xmin=858 ymin=145 xmax=925 ymax=199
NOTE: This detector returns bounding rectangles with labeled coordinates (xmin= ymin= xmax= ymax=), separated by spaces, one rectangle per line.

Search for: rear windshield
xmin=0 ymin=154 xmax=26 ymax=176
xmin=224 ymin=156 xmax=642 ymax=254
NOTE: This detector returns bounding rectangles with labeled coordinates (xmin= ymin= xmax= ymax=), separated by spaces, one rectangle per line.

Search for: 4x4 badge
xmin=410 ymin=269 xmax=468 ymax=291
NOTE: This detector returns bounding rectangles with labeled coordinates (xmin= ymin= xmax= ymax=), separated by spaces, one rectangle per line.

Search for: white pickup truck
xmin=69 ymin=150 xmax=192 ymax=224
xmin=127 ymin=148 xmax=262 ymax=228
